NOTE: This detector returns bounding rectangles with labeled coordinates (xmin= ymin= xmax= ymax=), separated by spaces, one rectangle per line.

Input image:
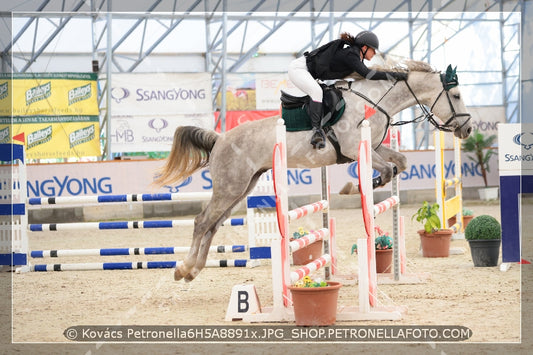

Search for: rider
xmin=288 ymin=30 xmax=408 ymax=149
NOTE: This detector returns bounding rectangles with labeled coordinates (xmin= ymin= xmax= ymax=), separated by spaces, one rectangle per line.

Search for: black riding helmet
xmin=355 ymin=30 xmax=380 ymax=50
xmin=355 ymin=31 xmax=379 ymax=62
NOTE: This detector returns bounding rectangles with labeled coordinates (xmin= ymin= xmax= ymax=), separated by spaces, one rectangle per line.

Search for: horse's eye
xmin=453 ymin=94 xmax=460 ymax=99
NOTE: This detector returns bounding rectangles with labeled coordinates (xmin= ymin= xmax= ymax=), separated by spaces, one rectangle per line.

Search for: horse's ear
xmin=441 ymin=65 xmax=459 ymax=91
xmin=445 ymin=65 xmax=455 ymax=82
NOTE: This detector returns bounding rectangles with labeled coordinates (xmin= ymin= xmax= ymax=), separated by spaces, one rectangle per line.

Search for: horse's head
xmin=422 ymin=65 xmax=472 ymax=139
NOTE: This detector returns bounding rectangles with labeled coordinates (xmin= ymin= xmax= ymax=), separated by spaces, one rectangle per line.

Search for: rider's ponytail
xmin=340 ymin=32 xmax=356 ymax=45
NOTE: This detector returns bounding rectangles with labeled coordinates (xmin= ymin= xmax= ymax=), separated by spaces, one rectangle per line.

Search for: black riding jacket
xmin=305 ymin=39 xmax=391 ymax=81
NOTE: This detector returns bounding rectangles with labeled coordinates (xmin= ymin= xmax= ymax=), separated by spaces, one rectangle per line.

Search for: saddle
xmin=280 ymin=86 xmax=353 ymax=164
xmin=280 ymin=85 xmax=345 ymax=131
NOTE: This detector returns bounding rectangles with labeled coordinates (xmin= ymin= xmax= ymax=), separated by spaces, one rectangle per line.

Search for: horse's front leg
xmin=339 ymin=149 xmax=399 ymax=194
xmin=371 ymin=150 xmax=396 ymax=187
xmin=375 ymin=145 xmax=407 ymax=174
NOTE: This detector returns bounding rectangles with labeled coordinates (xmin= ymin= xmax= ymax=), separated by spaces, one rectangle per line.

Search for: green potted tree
xmin=464 ymin=215 xmax=501 ymax=267
xmin=412 ymin=201 xmax=453 ymax=257
xmin=461 ymin=130 xmax=498 ymax=200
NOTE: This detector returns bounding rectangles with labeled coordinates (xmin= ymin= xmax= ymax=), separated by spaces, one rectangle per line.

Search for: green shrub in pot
xmin=465 ymin=215 xmax=501 ymax=240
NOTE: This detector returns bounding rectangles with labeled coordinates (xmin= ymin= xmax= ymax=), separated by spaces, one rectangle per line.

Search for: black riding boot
xmin=308 ymin=100 xmax=326 ymax=149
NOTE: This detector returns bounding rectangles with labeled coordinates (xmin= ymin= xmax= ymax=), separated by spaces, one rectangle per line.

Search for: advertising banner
xmin=498 ymin=123 xmax=533 ymax=174
xmin=214 ymin=110 xmax=279 ymax=132
xmin=110 ymin=73 xmax=212 ymax=116
xmin=255 ymin=73 xmax=304 ymax=110
xmin=110 ymin=113 xmax=213 ymax=153
xmin=215 ymin=73 xmax=256 ymax=111
xmin=25 ymin=149 xmax=498 ymax=198
xmin=0 ymin=73 xmax=100 ymax=158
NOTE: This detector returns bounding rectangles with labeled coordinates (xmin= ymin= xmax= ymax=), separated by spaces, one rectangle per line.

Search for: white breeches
xmin=288 ymin=56 xmax=323 ymax=103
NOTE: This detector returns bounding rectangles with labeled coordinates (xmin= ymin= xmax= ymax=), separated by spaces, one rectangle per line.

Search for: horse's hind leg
xmin=174 ymin=201 xmax=230 ymax=282
xmin=175 ymin=171 xmax=264 ymax=282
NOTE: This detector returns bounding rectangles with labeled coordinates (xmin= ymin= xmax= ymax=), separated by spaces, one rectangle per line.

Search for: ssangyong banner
xmin=110 ymin=73 xmax=212 ymax=116
xmin=110 ymin=113 xmax=212 ymax=153
xmin=498 ymin=123 xmax=533 ymax=175
xmin=25 ymin=150 xmax=498 ymax=198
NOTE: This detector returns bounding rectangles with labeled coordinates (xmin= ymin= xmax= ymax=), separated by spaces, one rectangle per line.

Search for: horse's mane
xmin=344 ymin=59 xmax=437 ymax=80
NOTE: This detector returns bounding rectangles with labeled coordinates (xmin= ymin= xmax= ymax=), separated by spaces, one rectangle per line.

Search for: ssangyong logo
xmin=111 ymin=87 xmax=130 ymax=103
xmin=0 ymin=82 xmax=7 ymax=100
xmin=68 ymin=83 xmax=92 ymax=105
xmin=513 ymin=132 xmax=533 ymax=150
xmin=28 ymin=125 xmax=52 ymax=149
xmin=26 ymin=82 xmax=51 ymax=105
xmin=148 ymin=118 xmax=168 ymax=133
xmin=69 ymin=125 xmax=95 ymax=148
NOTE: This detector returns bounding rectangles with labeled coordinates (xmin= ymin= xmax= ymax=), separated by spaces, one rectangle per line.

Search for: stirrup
xmin=310 ymin=129 xmax=326 ymax=149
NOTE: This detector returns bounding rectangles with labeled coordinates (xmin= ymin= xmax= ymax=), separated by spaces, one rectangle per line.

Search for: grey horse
xmin=155 ymin=60 xmax=472 ymax=282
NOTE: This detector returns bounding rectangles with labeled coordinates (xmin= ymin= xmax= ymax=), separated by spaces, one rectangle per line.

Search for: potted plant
xmin=465 ymin=215 xmax=501 ymax=267
xmin=350 ymin=226 xmax=393 ymax=273
xmin=461 ymin=130 xmax=498 ymax=200
xmin=447 ymin=208 xmax=475 ymax=229
xmin=288 ymin=275 xmax=342 ymax=326
xmin=462 ymin=208 xmax=475 ymax=228
xmin=412 ymin=201 xmax=453 ymax=257
xmin=291 ymin=227 xmax=322 ymax=265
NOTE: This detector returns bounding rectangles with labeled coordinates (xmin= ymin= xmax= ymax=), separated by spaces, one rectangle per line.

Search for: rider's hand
xmin=389 ymin=72 xmax=408 ymax=81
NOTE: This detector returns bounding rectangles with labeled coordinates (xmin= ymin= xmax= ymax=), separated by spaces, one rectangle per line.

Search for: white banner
xmin=255 ymin=73 xmax=304 ymax=110
xmin=110 ymin=73 xmax=212 ymax=115
xmin=498 ymin=123 xmax=533 ymax=174
xmin=25 ymin=150 xmax=498 ymax=198
xmin=110 ymin=114 xmax=213 ymax=153
xmin=468 ymin=106 xmax=505 ymax=137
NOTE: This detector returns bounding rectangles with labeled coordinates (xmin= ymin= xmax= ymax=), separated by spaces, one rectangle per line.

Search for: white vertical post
xmin=360 ymin=120 xmax=377 ymax=307
xmin=390 ymin=126 xmax=400 ymax=281
xmin=357 ymin=238 xmax=370 ymax=313
xmin=274 ymin=120 xmax=291 ymax=306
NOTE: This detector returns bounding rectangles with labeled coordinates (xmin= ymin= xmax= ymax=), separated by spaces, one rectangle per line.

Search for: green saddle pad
xmin=281 ymin=99 xmax=345 ymax=132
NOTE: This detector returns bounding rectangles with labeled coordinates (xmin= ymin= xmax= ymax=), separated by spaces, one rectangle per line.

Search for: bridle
xmin=402 ymin=74 xmax=472 ymax=133
xmin=339 ymin=69 xmax=472 ymax=139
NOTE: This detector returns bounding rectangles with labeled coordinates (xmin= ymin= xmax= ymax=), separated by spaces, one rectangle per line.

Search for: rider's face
xmin=363 ymin=46 xmax=376 ymax=61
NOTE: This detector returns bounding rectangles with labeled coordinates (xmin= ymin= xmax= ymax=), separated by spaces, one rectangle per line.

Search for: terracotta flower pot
xmin=375 ymin=249 xmax=393 ymax=273
xmin=292 ymin=240 xmax=323 ymax=265
xmin=418 ymin=229 xmax=453 ymax=257
xmin=288 ymin=281 xmax=342 ymax=326
xmin=463 ymin=215 xmax=474 ymax=228
xmin=448 ymin=215 xmax=474 ymax=229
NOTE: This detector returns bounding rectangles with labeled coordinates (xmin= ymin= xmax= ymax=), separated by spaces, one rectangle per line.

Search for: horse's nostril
xmin=466 ymin=127 xmax=472 ymax=135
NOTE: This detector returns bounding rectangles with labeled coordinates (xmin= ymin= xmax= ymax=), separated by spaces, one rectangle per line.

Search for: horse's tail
xmin=154 ymin=126 xmax=219 ymax=187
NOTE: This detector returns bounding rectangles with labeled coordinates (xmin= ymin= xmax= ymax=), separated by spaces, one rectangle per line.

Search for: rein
xmin=338 ymin=72 xmax=472 ymax=145
xmin=338 ymin=81 xmax=398 ymax=147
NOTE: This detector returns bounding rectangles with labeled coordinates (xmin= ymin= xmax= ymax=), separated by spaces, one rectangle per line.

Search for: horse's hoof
xmin=174 ymin=268 xmax=184 ymax=281
xmin=184 ymin=268 xmax=200 ymax=282
xmin=174 ymin=263 xmax=189 ymax=281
